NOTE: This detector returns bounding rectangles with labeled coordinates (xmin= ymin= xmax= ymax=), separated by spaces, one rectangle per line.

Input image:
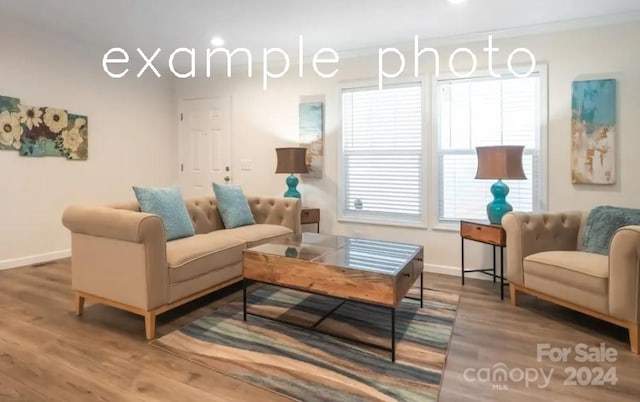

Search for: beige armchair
xmin=503 ymin=211 xmax=640 ymax=354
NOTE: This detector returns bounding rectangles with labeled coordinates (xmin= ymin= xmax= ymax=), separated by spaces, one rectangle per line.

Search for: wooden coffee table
xmin=242 ymin=233 xmax=424 ymax=362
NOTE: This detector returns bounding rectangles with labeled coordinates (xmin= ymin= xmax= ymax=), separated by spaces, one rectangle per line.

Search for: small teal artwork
xmin=571 ymin=79 xmax=616 ymax=184
xmin=299 ymin=101 xmax=324 ymax=178
xmin=0 ymin=94 xmax=88 ymax=160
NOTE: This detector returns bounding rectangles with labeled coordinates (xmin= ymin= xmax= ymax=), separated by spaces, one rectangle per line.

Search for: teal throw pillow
xmin=212 ymin=183 xmax=255 ymax=228
xmin=132 ymin=186 xmax=195 ymax=241
xmin=583 ymin=205 xmax=640 ymax=255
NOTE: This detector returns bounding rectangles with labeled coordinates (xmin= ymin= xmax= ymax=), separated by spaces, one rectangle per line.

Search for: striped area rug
xmin=153 ymin=285 xmax=459 ymax=402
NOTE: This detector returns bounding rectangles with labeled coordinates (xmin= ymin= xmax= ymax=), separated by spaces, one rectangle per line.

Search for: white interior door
xmin=179 ymin=97 xmax=232 ymax=197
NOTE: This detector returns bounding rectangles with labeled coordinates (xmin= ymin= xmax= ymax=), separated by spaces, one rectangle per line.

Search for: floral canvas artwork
xmin=0 ymin=94 xmax=88 ymax=160
xmin=20 ymin=107 xmax=88 ymax=159
xmin=0 ymin=95 xmax=22 ymax=150
xmin=571 ymin=79 xmax=616 ymax=184
xmin=299 ymin=101 xmax=324 ymax=179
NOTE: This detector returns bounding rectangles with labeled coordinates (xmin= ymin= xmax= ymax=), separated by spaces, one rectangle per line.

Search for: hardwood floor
xmin=0 ymin=260 xmax=638 ymax=401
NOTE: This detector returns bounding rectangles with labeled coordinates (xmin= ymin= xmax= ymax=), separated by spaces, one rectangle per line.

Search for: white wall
xmin=174 ymin=21 xmax=640 ymax=275
xmin=0 ymin=17 xmax=178 ymax=268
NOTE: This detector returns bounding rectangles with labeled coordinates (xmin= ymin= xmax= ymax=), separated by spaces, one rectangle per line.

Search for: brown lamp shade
xmin=475 ymin=146 xmax=527 ymax=180
xmin=275 ymin=147 xmax=309 ymax=174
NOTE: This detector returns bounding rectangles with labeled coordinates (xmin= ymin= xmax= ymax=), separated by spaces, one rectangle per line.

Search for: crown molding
xmin=338 ymin=11 xmax=640 ymax=60
xmin=192 ymin=11 xmax=640 ymax=73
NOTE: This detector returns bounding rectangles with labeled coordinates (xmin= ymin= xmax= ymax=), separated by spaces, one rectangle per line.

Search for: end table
xmin=460 ymin=220 xmax=508 ymax=300
xmin=301 ymin=208 xmax=320 ymax=233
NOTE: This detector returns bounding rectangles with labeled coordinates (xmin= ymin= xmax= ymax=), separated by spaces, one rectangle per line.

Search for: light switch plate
xmin=240 ymin=159 xmax=253 ymax=171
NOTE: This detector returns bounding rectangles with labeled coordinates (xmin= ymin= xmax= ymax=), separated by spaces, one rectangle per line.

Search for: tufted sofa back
xmin=184 ymin=197 xmax=225 ymax=233
xmin=246 ymin=195 xmax=299 ymax=230
xmin=111 ymin=195 xmax=301 ymax=236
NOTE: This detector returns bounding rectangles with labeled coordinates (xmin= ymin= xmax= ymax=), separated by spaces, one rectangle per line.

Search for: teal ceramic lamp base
xmin=487 ymin=180 xmax=512 ymax=224
xmin=283 ymin=174 xmax=301 ymax=198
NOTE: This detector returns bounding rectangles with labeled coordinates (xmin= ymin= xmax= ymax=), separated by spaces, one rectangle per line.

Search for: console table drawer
xmin=460 ymin=221 xmax=505 ymax=246
xmin=301 ymin=208 xmax=320 ymax=224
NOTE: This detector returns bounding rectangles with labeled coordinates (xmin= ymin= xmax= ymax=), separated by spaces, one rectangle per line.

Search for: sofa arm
xmin=502 ymin=211 xmax=582 ymax=285
xmin=62 ymin=205 xmax=168 ymax=310
xmin=62 ymin=205 xmax=165 ymax=243
xmin=609 ymin=226 xmax=640 ymax=323
xmin=247 ymin=196 xmax=302 ymax=236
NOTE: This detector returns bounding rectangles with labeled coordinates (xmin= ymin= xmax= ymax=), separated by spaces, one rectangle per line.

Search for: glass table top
xmin=245 ymin=233 xmax=422 ymax=275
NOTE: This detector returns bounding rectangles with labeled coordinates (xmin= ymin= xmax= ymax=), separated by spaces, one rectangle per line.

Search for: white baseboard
xmin=0 ymin=251 xmax=495 ymax=281
xmin=0 ymin=249 xmax=71 ymax=271
xmin=424 ymin=262 xmax=493 ymax=281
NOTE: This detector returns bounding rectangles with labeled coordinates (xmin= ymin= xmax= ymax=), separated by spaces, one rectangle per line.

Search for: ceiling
xmin=1 ymin=0 xmax=639 ymax=55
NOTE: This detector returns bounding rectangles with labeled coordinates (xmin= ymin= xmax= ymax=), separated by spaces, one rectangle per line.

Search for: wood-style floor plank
xmin=0 ymin=259 xmax=638 ymax=401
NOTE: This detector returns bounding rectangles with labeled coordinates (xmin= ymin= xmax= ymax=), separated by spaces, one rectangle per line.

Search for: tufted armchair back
xmin=111 ymin=195 xmax=301 ymax=236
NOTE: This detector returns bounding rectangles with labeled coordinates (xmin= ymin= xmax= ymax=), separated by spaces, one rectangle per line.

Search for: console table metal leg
xmin=461 ymin=237 xmax=465 ymax=285
xmin=391 ymin=308 xmax=396 ymax=362
xmin=492 ymin=245 xmax=497 ymax=283
xmin=500 ymin=247 xmax=505 ymax=300
xmin=243 ymin=279 xmax=247 ymax=321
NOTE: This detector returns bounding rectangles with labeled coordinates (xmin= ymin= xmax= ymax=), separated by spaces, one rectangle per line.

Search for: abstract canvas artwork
xmin=299 ymin=101 xmax=323 ymax=178
xmin=571 ymin=79 xmax=616 ymax=184
xmin=0 ymin=94 xmax=88 ymax=160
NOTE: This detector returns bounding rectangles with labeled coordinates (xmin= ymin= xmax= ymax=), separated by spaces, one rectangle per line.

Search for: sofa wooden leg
xmin=144 ymin=312 xmax=156 ymax=340
xmin=629 ymin=324 xmax=639 ymax=354
xmin=509 ymin=284 xmax=518 ymax=306
xmin=74 ymin=292 xmax=85 ymax=316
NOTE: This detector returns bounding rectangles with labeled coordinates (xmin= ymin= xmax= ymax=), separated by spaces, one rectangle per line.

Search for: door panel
xmin=179 ymin=97 xmax=232 ymax=197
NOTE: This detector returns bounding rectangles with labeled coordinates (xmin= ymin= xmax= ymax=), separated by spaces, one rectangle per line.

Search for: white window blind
xmin=437 ymin=74 xmax=542 ymax=222
xmin=341 ymin=83 xmax=424 ymax=224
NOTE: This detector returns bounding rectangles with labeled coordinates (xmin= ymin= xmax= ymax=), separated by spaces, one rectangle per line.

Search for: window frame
xmin=337 ymin=77 xmax=429 ymax=228
xmin=429 ymin=64 xmax=549 ymax=231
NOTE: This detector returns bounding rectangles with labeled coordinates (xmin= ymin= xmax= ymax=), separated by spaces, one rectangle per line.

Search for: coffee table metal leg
xmin=420 ymin=270 xmax=424 ymax=308
xmin=243 ymin=279 xmax=247 ymax=321
xmin=391 ymin=308 xmax=396 ymax=362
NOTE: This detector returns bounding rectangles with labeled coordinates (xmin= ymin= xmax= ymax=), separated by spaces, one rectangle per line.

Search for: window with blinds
xmin=437 ymin=74 xmax=542 ymax=223
xmin=341 ymin=82 xmax=424 ymax=225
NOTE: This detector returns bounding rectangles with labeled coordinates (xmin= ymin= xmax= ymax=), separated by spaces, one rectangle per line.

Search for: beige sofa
xmin=62 ymin=196 xmax=301 ymax=339
xmin=503 ymin=211 xmax=640 ymax=353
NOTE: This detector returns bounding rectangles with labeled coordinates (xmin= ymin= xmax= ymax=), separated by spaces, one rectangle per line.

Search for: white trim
xmin=428 ymin=72 xmax=441 ymax=228
xmin=221 ymin=12 xmax=640 ymax=68
xmin=338 ymin=12 xmax=640 ymax=61
xmin=0 ymin=249 xmax=70 ymax=271
xmin=423 ymin=262 xmax=494 ymax=282
xmin=338 ymin=216 xmax=428 ymax=229
xmin=538 ymin=65 xmax=550 ymax=211
xmin=431 ymin=223 xmax=460 ymax=232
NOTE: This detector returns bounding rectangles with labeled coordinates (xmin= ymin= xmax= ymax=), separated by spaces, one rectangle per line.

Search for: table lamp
xmin=475 ymin=145 xmax=526 ymax=224
xmin=275 ymin=147 xmax=308 ymax=198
